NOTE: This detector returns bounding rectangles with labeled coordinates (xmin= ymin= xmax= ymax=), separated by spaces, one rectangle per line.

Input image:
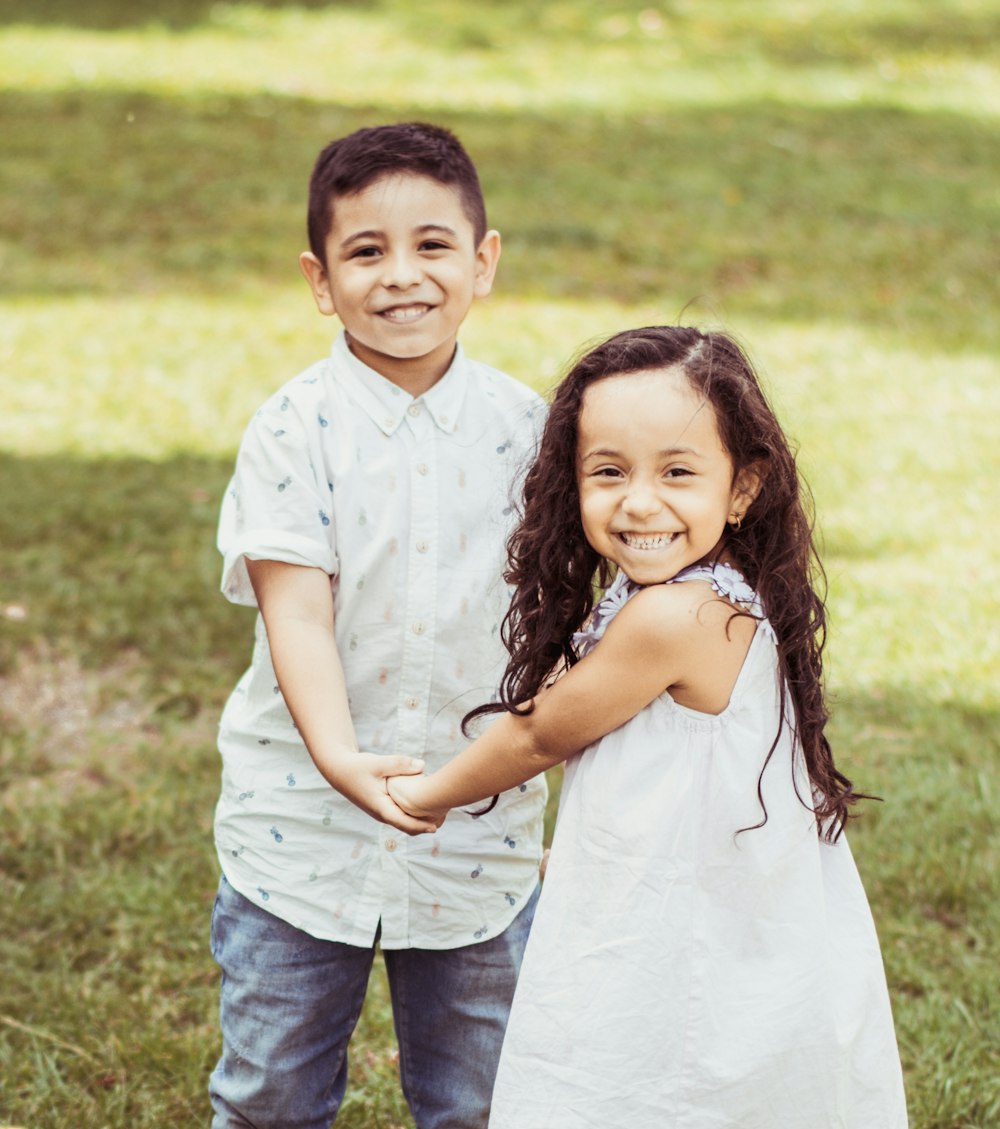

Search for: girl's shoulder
xmin=573 ymin=561 xmax=771 ymax=716
xmin=572 ymin=571 xmax=732 ymax=668
xmin=636 ymin=560 xmax=772 ymax=643
xmin=575 ymin=561 xmax=767 ymax=654
xmin=619 ymin=576 xmax=744 ymax=650
xmin=569 ymin=571 xmax=759 ymax=717
xmin=618 ymin=565 xmax=767 ymax=714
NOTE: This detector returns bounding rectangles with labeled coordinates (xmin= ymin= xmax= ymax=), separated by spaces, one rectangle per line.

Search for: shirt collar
xmin=333 ymin=332 xmax=468 ymax=436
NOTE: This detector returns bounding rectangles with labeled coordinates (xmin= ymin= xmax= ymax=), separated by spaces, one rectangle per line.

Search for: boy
xmin=209 ymin=123 xmax=547 ymax=1129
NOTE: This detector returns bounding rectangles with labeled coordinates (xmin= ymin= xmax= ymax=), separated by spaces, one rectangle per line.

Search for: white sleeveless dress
xmin=489 ymin=562 xmax=907 ymax=1128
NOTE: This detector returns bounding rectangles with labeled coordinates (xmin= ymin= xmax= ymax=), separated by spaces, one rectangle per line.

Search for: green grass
xmin=1 ymin=1 xmax=998 ymax=1126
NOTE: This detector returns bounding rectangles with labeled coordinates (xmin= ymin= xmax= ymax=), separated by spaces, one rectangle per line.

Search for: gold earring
xmin=729 ymin=513 xmax=742 ymax=531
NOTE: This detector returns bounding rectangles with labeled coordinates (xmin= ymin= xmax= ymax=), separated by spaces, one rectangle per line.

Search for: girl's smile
xmin=616 ymin=531 xmax=678 ymax=550
xmin=576 ymin=366 xmax=756 ymax=586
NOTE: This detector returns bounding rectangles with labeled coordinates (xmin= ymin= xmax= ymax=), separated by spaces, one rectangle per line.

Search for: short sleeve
xmin=218 ymin=395 xmax=338 ymax=607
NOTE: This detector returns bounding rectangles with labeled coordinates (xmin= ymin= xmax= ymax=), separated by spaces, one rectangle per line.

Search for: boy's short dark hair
xmin=306 ymin=122 xmax=489 ymax=264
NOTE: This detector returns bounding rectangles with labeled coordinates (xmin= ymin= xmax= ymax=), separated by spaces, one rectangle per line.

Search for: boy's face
xmin=299 ymin=173 xmax=500 ymax=393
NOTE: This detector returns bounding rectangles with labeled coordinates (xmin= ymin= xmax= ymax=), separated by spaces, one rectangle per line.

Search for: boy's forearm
xmin=247 ymin=559 xmax=437 ymax=834
xmin=265 ymin=615 xmax=359 ymax=782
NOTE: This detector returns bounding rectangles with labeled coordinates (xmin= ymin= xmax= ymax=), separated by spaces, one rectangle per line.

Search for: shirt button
xmin=385 ymin=838 xmax=397 ymax=852
xmin=406 ymin=697 xmax=420 ymax=710
xmin=407 ymin=404 xmax=421 ymax=417
xmin=383 ymin=417 xmax=394 ymax=429
xmin=411 ymin=621 xmax=426 ymax=635
xmin=416 ymin=463 xmax=429 ymax=476
xmin=415 ymin=540 xmax=429 ymax=553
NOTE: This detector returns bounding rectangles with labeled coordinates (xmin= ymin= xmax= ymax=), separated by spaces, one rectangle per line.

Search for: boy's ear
xmin=299 ymin=251 xmax=337 ymax=317
xmin=731 ymin=460 xmax=765 ymax=519
xmin=472 ymin=230 xmax=502 ymax=300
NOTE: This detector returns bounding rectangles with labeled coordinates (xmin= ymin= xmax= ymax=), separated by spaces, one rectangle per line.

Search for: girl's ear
xmin=730 ymin=460 xmax=765 ymax=522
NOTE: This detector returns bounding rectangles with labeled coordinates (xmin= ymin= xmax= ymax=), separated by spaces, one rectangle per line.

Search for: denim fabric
xmin=209 ymin=876 xmax=539 ymax=1129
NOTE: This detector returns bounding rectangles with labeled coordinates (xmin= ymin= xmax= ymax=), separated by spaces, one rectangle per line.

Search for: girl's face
xmin=575 ymin=366 xmax=756 ymax=586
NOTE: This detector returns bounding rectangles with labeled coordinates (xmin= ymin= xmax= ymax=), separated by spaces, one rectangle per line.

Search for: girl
xmin=389 ymin=326 xmax=908 ymax=1128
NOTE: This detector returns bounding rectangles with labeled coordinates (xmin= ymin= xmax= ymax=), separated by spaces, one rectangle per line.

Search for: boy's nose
xmin=381 ymin=249 xmax=423 ymax=289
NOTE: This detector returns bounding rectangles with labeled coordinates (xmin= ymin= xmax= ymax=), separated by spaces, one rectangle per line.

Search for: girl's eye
xmin=594 ymin=466 xmax=624 ymax=479
xmin=666 ymin=467 xmax=693 ymax=478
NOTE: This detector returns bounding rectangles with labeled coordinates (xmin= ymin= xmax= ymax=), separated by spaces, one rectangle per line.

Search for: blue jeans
xmin=208 ymin=876 xmax=539 ymax=1129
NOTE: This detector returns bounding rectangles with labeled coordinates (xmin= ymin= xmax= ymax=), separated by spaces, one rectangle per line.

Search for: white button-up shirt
xmin=215 ymin=333 xmax=547 ymax=948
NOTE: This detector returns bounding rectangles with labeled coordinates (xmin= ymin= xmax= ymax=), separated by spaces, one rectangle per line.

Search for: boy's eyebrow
xmin=414 ymin=223 xmax=460 ymax=237
xmin=338 ymin=223 xmax=460 ymax=250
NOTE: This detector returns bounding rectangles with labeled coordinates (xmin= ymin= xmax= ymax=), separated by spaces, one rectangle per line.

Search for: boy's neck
xmin=345 ymin=334 xmax=457 ymax=398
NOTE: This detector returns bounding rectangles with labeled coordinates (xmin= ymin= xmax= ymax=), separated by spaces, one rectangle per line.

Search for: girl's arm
xmin=246 ymin=559 xmax=439 ymax=834
xmin=389 ymin=581 xmax=754 ymax=820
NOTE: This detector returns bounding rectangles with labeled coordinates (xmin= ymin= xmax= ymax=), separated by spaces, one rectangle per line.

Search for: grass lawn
xmin=1 ymin=2 xmax=998 ymax=1126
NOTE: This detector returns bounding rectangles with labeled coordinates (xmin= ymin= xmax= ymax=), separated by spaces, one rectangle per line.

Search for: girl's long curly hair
xmin=469 ymin=325 xmax=867 ymax=841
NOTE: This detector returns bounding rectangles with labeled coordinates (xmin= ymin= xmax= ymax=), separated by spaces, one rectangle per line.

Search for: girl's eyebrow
xmin=580 ymin=444 xmax=703 ymax=461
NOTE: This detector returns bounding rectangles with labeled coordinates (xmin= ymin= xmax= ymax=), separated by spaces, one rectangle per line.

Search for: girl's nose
xmin=622 ymin=480 xmax=662 ymax=518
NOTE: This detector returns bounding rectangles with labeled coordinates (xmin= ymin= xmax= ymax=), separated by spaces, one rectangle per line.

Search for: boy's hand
xmin=387 ymin=774 xmax=449 ymax=828
xmin=335 ymin=754 xmax=442 ymax=835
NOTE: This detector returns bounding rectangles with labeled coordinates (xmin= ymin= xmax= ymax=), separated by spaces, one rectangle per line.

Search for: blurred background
xmin=1 ymin=2 xmax=997 ymax=1126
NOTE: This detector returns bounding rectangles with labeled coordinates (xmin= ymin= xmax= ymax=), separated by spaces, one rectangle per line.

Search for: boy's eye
xmin=350 ymin=245 xmax=381 ymax=259
xmin=420 ymin=239 xmax=450 ymax=251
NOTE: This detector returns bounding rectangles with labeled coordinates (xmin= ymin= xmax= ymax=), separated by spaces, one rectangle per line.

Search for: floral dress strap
xmin=571 ymin=570 xmax=641 ymax=656
xmin=668 ymin=560 xmax=767 ymax=615
xmin=572 ymin=561 xmax=773 ymax=658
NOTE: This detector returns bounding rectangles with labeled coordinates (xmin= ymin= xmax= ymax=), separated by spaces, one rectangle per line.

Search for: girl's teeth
xmin=621 ymin=533 xmax=674 ymax=550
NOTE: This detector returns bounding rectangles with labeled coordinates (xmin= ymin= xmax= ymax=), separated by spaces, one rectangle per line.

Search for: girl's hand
xmin=388 ymin=774 xmax=450 ymax=826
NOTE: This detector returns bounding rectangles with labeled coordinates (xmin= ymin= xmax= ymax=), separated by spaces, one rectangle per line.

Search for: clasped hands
xmin=334 ymin=751 xmax=446 ymax=835
xmin=385 ymin=771 xmax=446 ymax=834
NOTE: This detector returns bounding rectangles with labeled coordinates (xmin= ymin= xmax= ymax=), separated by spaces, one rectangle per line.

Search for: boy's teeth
xmin=383 ymin=305 xmax=427 ymax=321
xmin=621 ymin=533 xmax=675 ymax=550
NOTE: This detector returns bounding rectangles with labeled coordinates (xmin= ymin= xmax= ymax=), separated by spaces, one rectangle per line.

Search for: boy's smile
xmin=576 ymin=367 xmax=757 ymax=586
xmin=299 ymin=173 xmax=501 ymax=395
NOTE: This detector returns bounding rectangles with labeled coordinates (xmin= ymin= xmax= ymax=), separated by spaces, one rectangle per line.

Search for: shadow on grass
xmin=4 ymin=0 xmax=1000 ymax=60
xmin=0 ymin=450 xmax=251 ymax=699
xmin=1 ymin=89 xmax=996 ymax=350
xmin=0 ymin=0 xmax=343 ymax=30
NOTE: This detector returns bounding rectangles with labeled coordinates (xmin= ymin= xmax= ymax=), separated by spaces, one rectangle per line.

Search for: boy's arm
xmin=246 ymin=558 xmax=439 ymax=834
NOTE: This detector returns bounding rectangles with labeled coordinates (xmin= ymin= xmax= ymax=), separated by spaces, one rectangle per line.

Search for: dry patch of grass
xmin=0 ymin=646 xmax=154 ymax=806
